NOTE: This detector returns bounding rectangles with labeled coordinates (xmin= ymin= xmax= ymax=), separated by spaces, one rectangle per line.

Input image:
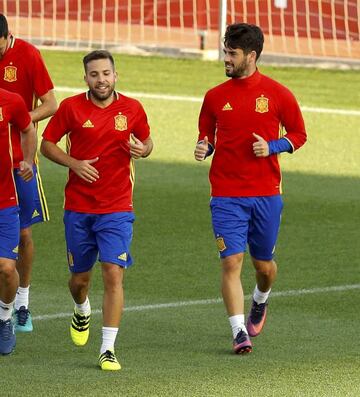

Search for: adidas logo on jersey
xmin=82 ymin=119 xmax=94 ymax=128
xmin=222 ymin=102 xmax=233 ymax=111
xmin=118 ymin=253 xmax=127 ymax=261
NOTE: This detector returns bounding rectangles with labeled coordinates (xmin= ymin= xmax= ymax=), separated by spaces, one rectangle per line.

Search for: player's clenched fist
xmin=129 ymin=134 xmax=145 ymax=159
xmin=18 ymin=161 xmax=34 ymax=182
xmin=252 ymin=133 xmax=269 ymax=157
xmin=194 ymin=136 xmax=209 ymax=161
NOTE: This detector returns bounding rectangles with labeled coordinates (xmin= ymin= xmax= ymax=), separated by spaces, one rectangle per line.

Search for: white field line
xmin=33 ymin=283 xmax=360 ymax=321
xmin=55 ymin=86 xmax=360 ymax=116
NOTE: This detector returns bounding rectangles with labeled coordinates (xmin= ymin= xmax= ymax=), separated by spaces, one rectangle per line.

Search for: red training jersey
xmin=42 ymin=92 xmax=151 ymax=213
xmin=198 ymin=69 xmax=307 ymax=197
xmin=0 ymin=36 xmax=54 ymax=168
xmin=0 ymin=88 xmax=31 ymax=209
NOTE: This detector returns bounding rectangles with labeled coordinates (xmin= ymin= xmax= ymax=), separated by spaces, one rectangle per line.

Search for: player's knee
xmin=0 ymin=261 xmax=17 ymax=281
xmin=19 ymin=227 xmax=33 ymax=247
xmin=104 ymin=272 xmax=123 ymax=291
xmin=221 ymin=254 xmax=244 ymax=275
xmin=253 ymin=259 xmax=277 ymax=277
xmin=69 ymin=273 xmax=90 ymax=292
xmin=102 ymin=264 xmax=124 ymax=287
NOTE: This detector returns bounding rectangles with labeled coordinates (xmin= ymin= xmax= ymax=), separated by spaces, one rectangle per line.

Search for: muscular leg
xmin=16 ymin=227 xmax=33 ymax=288
xmin=0 ymin=258 xmax=18 ymax=354
xmin=246 ymin=257 xmax=277 ymax=337
xmin=222 ymin=253 xmax=252 ymax=353
xmin=69 ymin=270 xmax=92 ymax=347
xmin=0 ymin=259 xmax=19 ymax=304
xmin=221 ymin=253 xmax=245 ymax=316
xmin=101 ymin=263 xmax=124 ymax=327
xmin=251 ymin=258 xmax=277 ymax=292
xmin=68 ymin=270 xmax=91 ymax=304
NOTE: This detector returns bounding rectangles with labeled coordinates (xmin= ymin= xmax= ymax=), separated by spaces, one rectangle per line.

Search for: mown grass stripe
xmin=55 ymin=86 xmax=360 ymax=116
xmin=33 ymin=283 xmax=360 ymax=321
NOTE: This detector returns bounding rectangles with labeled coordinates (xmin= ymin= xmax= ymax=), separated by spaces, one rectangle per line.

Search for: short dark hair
xmin=0 ymin=14 xmax=9 ymax=39
xmin=224 ymin=23 xmax=264 ymax=60
xmin=83 ymin=50 xmax=115 ymax=72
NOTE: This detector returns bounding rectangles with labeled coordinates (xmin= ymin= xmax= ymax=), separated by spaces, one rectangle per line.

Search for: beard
xmin=225 ymin=58 xmax=250 ymax=78
xmin=89 ymin=83 xmax=115 ymax=102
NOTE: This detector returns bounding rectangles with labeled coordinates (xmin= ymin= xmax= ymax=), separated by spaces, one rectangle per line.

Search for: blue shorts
xmin=64 ymin=211 xmax=135 ymax=273
xmin=0 ymin=206 xmax=20 ymax=260
xmin=14 ymin=164 xmax=49 ymax=229
xmin=210 ymin=196 xmax=283 ymax=261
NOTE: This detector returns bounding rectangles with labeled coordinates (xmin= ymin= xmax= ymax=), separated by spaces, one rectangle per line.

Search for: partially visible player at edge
xmin=194 ymin=23 xmax=307 ymax=354
xmin=41 ymin=50 xmax=153 ymax=371
xmin=0 ymin=87 xmax=37 ymax=355
xmin=0 ymin=14 xmax=57 ymax=333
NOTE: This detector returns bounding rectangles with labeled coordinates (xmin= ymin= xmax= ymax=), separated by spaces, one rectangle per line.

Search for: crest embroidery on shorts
xmin=114 ymin=114 xmax=127 ymax=131
xmin=255 ymin=95 xmax=269 ymax=113
xmin=67 ymin=251 xmax=74 ymax=267
xmin=4 ymin=65 xmax=17 ymax=82
xmin=216 ymin=237 xmax=227 ymax=252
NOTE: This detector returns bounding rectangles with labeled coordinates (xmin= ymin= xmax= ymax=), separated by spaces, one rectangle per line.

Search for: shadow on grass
xmin=35 ymin=157 xmax=360 ymax=305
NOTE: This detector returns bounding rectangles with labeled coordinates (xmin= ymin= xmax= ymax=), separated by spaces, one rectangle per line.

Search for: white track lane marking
xmin=55 ymin=86 xmax=360 ymax=116
xmin=33 ymin=283 xmax=360 ymax=321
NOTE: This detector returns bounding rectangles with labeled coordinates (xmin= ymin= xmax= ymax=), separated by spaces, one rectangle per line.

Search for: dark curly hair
xmin=224 ymin=23 xmax=264 ymax=60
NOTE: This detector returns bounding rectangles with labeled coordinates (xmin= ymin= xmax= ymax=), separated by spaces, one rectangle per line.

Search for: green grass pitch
xmin=1 ymin=51 xmax=359 ymax=396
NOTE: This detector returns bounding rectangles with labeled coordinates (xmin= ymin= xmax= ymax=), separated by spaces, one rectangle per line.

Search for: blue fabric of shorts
xmin=64 ymin=211 xmax=135 ymax=273
xmin=0 ymin=206 xmax=20 ymax=260
xmin=14 ymin=165 xmax=48 ymax=229
xmin=210 ymin=196 xmax=283 ymax=260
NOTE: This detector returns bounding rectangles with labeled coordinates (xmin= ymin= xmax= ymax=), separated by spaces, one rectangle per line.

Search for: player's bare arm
xmin=29 ymin=90 xmax=58 ymax=123
xmin=252 ymin=133 xmax=270 ymax=157
xmin=129 ymin=134 xmax=153 ymax=159
xmin=194 ymin=135 xmax=209 ymax=161
xmin=18 ymin=121 xmax=37 ymax=181
xmin=41 ymin=139 xmax=99 ymax=183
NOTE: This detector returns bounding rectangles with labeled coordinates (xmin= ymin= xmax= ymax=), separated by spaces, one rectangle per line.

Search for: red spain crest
xmin=114 ymin=114 xmax=127 ymax=131
xmin=255 ymin=95 xmax=269 ymax=113
xmin=4 ymin=65 xmax=17 ymax=82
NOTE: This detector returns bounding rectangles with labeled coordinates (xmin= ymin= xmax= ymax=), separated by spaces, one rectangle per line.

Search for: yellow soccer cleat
xmin=70 ymin=310 xmax=90 ymax=346
xmin=98 ymin=350 xmax=121 ymax=371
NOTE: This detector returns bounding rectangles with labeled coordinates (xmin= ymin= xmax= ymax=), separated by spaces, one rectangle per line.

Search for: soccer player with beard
xmin=41 ymin=50 xmax=153 ymax=370
xmin=0 ymin=14 xmax=57 ymax=333
xmin=194 ymin=23 xmax=307 ymax=354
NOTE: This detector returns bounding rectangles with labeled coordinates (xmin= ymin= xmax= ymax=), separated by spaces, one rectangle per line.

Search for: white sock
xmin=15 ymin=286 xmax=30 ymax=310
xmin=253 ymin=285 xmax=271 ymax=304
xmin=0 ymin=299 xmax=15 ymax=321
xmin=100 ymin=327 xmax=118 ymax=354
xmin=74 ymin=296 xmax=91 ymax=316
xmin=229 ymin=314 xmax=247 ymax=338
